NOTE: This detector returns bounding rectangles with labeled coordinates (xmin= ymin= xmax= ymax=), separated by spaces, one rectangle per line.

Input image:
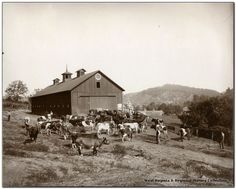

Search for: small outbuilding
xmin=30 ymin=68 xmax=125 ymax=115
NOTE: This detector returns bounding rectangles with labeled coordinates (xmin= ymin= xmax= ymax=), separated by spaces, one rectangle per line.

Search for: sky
xmin=3 ymin=3 xmax=234 ymax=95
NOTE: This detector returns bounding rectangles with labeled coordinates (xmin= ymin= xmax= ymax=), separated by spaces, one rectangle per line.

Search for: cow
xmin=96 ymin=121 xmax=115 ymax=135
xmin=82 ymin=120 xmax=95 ymax=131
xmin=179 ymin=127 xmax=191 ymax=142
xmin=60 ymin=122 xmax=74 ymax=140
xmin=214 ymin=130 xmax=225 ymax=149
xmin=37 ymin=116 xmax=47 ymax=122
xmin=118 ymin=124 xmax=133 ymax=142
xmin=69 ymin=131 xmax=80 ymax=149
xmin=75 ymin=137 xmax=109 ymax=156
xmin=28 ymin=126 xmax=39 ymax=142
xmin=123 ymin=122 xmax=139 ymax=133
xmin=151 ymin=122 xmax=168 ymax=144
xmin=155 ymin=124 xmax=168 ymax=144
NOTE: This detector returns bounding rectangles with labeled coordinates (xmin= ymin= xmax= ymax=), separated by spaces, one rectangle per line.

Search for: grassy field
xmin=2 ymin=110 xmax=234 ymax=187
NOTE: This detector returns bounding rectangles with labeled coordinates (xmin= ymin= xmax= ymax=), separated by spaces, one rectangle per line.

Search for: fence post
xmin=196 ymin=128 xmax=199 ymax=137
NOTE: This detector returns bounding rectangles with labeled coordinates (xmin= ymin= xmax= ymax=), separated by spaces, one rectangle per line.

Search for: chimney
xmin=53 ymin=78 xmax=60 ymax=85
xmin=76 ymin=69 xmax=86 ymax=78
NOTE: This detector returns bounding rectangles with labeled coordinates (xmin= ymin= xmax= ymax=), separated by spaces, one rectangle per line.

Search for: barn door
xmin=79 ymin=97 xmax=90 ymax=113
xmin=90 ymin=96 xmax=117 ymax=110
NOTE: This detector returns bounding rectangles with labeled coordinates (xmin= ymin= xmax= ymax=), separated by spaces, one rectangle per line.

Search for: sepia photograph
xmin=2 ymin=2 xmax=234 ymax=187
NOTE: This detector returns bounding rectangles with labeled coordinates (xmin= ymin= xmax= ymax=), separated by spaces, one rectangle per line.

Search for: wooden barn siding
xmin=31 ymin=92 xmax=71 ymax=115
xmin=71 ymin=75 xmax=123 ymax=114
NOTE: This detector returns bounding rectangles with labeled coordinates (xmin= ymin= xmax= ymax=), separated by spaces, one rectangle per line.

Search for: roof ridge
xmin=31 ymin=70 xmax=124 ymax=98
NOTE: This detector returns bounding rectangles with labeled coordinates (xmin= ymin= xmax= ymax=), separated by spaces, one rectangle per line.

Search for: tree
xmin=29 ymin=88 xmax=42 ymax=96
xmin=5 ymin=80 xmax=28 ymax=102
xmin=179 ymin=91 xmax=233 ymax=130
xmin=146 ymin=102 xmax=157 ymax=111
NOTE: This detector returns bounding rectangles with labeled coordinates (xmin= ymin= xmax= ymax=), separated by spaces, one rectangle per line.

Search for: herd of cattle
xmin=22 ymin=110 xmax=225 ymax=156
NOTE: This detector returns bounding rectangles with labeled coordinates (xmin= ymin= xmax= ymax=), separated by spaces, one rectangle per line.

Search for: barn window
xmin=96 ymin=82 xmax=100 ymax=88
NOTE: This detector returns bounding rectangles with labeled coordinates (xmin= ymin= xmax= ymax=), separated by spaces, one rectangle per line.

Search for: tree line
xmin=134 ymin=102 xmax=182 ymax=115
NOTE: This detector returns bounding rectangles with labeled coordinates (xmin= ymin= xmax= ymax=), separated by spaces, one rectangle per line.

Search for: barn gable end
xmin=71 ymin=71 xmax=123 ymax=114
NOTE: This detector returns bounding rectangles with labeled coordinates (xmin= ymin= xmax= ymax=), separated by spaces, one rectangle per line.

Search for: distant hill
xmin=124 ymin=84 xmax=220 ymax=106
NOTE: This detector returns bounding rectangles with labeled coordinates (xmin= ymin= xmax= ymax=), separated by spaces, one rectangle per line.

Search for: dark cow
xmin=214 ymin=130 xmax=225 ymax=149
xmin=70 ymin=131 xmax=80 ymax=149
xmin=28 ymin=126 xmax=39 ymax=142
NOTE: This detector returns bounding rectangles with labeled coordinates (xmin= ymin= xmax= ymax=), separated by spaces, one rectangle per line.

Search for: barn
xmin=30 ymin=68 xmax=125 ymax=115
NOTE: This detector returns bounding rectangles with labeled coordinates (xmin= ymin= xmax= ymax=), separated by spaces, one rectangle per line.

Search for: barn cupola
xmin=62 ymin=66 xmax=72 ymax=82
xmin=53 ymin=78 xmax=60 ymax=85
xmin=76 ymin=69 xmax=86 ymax=78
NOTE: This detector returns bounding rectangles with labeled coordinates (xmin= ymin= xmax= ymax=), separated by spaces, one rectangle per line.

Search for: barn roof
xmin=32 ymin=70 xmax=125 ymax=98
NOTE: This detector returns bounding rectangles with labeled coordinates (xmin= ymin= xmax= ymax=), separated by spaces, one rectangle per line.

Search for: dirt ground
xmin=2 ymin=110 xmax=234 ymax=187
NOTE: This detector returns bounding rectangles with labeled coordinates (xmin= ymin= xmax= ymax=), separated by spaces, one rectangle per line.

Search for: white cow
xmin=97 ymin=122 xmax=114 ymax=135
xmin=123 ymin=122 xmax=139 ymax=133
xmin=82 ymin=120 xmax=95 ymax=131
xmin=155 ymin=124 xmax=168 ymax=143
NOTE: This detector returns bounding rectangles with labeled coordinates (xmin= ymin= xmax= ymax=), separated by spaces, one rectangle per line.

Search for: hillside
xmin=124 ymin=84 xmax=220 ymax=106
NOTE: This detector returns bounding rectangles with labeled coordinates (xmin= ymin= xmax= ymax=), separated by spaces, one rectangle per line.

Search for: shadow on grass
xmin=23 ymin=139 xmax=35 ymax=144
xmin=171 ymin=137 xmax=182 ymax=141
